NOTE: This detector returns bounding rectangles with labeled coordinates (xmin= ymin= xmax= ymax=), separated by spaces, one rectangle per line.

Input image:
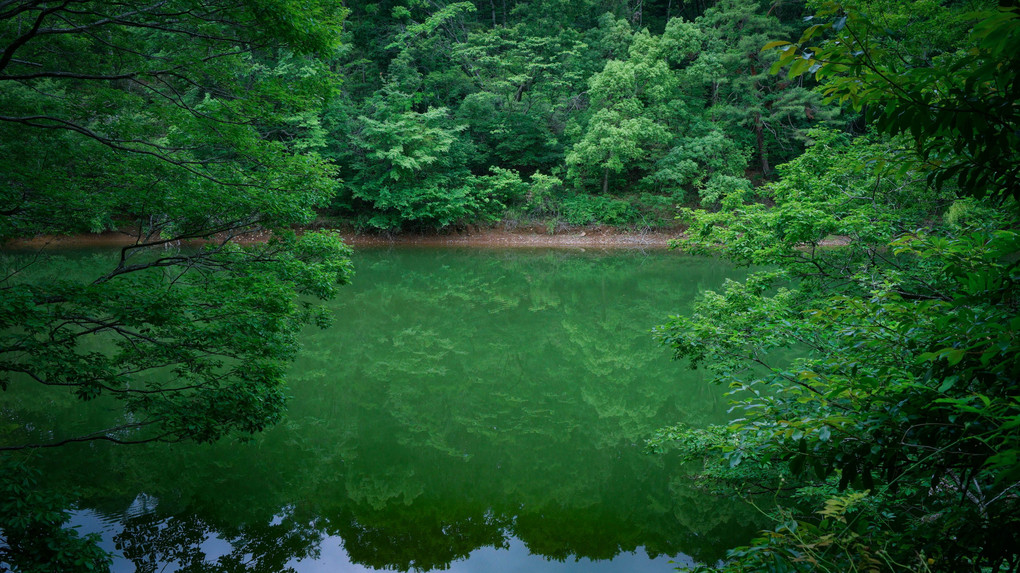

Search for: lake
xmin=3 ymin=246 xmax=762 ymax=572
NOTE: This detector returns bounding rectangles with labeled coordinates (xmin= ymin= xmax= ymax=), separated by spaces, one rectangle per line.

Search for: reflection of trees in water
xmin=327 ymin=509 xmax=512 ymax=571
xmin=302 ymin=249 xmax=739 ymax=443
xmin=114 ymin=508 xmax=324 ymax=573
xmin=15 ymin=249 xmax=760 ymax=571
xmin=104 ymin=485 xmax=759 ymax=572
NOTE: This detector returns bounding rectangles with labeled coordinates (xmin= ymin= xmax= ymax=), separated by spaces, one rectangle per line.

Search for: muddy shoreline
xmin=5 ymin=226 xmax=682 ymax=251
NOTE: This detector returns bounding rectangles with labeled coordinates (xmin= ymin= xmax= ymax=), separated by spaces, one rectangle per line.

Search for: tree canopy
xmin=1 ymin=2 xmax=357 ymax=568
xmin=317 ymin=0 xmax=839 ymax=229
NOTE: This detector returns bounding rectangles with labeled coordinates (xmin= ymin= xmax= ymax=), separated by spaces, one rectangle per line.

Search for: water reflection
xmin=72 ymin=511 xmax=694 ymax=573
xmin=10 ymin=248 xmax=761 ymax=571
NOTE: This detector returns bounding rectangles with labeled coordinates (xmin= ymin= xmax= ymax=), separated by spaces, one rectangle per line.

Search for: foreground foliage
xmin=1 ymin=0 xmax=353 ymax=446
xmin=657 ymin=3 xmax=1019 ymax=571
xmin=0 ymin=458 xmax=110 ymax=572
xmin=2 ymin=1 xmax=354 ymax=567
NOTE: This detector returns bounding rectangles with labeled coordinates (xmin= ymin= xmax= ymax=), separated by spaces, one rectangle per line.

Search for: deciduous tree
xmin=1 ymin=0 xmax=354 ymax=449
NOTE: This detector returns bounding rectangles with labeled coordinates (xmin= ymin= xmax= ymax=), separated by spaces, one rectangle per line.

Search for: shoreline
xmin=341 ymin=226 xmax=677 ymax=249
xmin=4 ymin=226 xmax=681 ymax=251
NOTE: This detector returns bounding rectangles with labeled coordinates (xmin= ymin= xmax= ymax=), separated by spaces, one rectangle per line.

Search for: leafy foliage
xmin=766 ymin=1 xmax=1019 ymax=200
xmin=332 ymin=86 xmax=527 ymax=230
xmin=657 ymin=5 xmax=1020 ymax=570
xmin=561 ymin=195 xmax=639 ymax=226
xmin=1 ymin=1 xmax=355 ymax=446
xmin=2 ymin=233 xmax=353 ymax=447
xmin=664 ymin=183 xmax=1019 ymax=572
xmin=2 ymin=3 xmax=356 ymax=564
xmin=565 ymin=28 xmax=676 ymax=194
xmin=0 ymin=458 xmax=111 ymax=572
xmin=321 ymin=0 xmax=840 ymax=224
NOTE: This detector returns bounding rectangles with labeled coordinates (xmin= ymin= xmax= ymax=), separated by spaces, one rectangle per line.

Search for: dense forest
xmin=320 ymin=0 xmax=835 ymax=230
xmin=1 ymin=0 xmax=1018 ymax=571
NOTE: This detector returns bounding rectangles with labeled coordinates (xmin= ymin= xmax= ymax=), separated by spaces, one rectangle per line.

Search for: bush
xmin=560 ymin=195 xmax=639 ymax=226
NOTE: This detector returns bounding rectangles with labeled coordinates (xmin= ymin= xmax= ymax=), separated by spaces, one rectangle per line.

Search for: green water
xmin=5 ymin=247 xmax=762 ymax=572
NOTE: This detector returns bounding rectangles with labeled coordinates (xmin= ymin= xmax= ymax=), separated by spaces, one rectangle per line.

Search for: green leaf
xmin=761 ymin=40 xmax=792 ymax=52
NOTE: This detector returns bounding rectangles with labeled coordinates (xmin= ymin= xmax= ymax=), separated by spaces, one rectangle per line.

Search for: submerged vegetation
xmin=1 ymin=0 xmax=1018 ymax=571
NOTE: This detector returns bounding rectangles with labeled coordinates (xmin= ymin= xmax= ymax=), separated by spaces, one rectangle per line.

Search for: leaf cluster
xmin=765 ymin=2 xmax=1019 ymax=201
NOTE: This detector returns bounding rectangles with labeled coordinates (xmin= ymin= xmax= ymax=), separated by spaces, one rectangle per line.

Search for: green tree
xmin=695 ymin=0 xmax=835 ymax=179
xmin=1 ymin=1 xmax=356 ymax=568
xmin=1 ymin=0 xmax=354 ymax=448
xmin=658 ymin=4 xmax=1019 ymax=571
xmin=455 ymin=24 xmax=585 ymax=170
xmin=770 ymin=0 xmax=1019 ymax=199
xmin=332 ymin=84 xmax=524 ymax=230
xmin=565 ymin=27 xmax=676 ymax=194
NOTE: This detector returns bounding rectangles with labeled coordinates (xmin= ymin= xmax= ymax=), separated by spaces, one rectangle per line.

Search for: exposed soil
xmin=4 ymin=224 xmax=851 ymax=251
xmin=341 ymin=225 xmax=678 ymax=249
xmin=5 ymin=225 xmax=682 ymax=251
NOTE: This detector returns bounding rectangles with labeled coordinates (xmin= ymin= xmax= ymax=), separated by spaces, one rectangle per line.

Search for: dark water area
xmin=3 ymin=247 xmax=763 ymax=572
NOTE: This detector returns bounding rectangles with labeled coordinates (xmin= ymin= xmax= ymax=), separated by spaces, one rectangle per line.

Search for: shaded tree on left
xmin=0 ymin=0 xmax=354 ymax=449
xmin=1 ymin=2 xmax=353 ymax=567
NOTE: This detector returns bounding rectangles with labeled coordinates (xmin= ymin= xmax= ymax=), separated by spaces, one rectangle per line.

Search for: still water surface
xmin=13 ymin=247 xmax=761 ymax=572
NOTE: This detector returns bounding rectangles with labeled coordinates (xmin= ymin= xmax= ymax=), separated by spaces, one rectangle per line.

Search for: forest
xmin=1 ymin=0 xmax=1018 ymax=571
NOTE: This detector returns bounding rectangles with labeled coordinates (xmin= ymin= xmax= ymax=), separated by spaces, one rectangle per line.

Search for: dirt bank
xmin=6 ymin=226 xmax=681 ymax=251
xmin=5 ymin=226 xmax=855 ymax=251
xmin=342 ymin=226 xmax=677 ymax=249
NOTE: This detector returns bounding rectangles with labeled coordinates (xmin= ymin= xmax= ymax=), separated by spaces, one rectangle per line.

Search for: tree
xmin=657 ymin=4 xmax=1020 ymax=571
xmin=640 ymin=16 xmax=750 ymax=203
xmin=565 ymin=26 xmax=676 ymax=194
xmin=330 ymin=84 xmax=525 ymax=230
xmin=769 ymin=0 xmax=1019 ymax=199
xmin=1 ymin=0 xmax=354 ymax=449
xmin=694 ymin=0 xmax=835 ymax=179
xmin=565 ymin=5 xmax=835 ymax=202
xmin=454 ymin=24 xmax=585 ymax=171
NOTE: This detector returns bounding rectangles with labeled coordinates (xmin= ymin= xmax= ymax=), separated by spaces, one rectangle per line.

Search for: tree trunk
xmin=602 ymin=168 xmax=610 ymax=194
xmin=755 ymin=113 xmax=770 ymax=177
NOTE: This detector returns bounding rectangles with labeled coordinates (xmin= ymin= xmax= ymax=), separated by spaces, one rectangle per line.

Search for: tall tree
xmin=455 ymin=24 xmax=586 ymax=171
xmin=695 ymin=0 xmax=832 ymax=178
xmin=565 ymin=22 xmax=675 ymax=193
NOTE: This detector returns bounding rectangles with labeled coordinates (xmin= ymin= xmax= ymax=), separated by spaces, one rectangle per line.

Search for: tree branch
xmin=0 ymin=421 xmax=172 ymax=451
